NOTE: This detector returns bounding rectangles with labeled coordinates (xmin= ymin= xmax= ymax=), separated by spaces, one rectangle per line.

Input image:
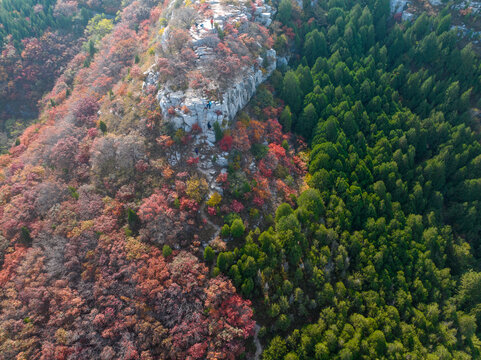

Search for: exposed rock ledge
xmin=143 ymin=0 xmax=278 ymax=142
xmin=390 ymin=0 xmax=408 ymax=14
xmin=157 ymin=49 xmax=277 ymax=141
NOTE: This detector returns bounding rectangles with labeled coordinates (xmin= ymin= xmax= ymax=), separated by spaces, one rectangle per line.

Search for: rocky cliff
xmin=144 ymin=0 xmax=278 ymax=142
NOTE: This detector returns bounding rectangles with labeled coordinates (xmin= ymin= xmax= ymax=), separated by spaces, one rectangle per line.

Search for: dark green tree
xmin=214 ymin=122 xmax=223 ymax=142
xmin=282 ymin=71 xmax=303 ymax=114
xmin=204 ymin=246 xmax=215 ymax=263
xmin=263 ymin=336 xmax=288 ymax=360
xmin=278 ymin=0 xmax=293 ymax=25
xmin=230 ymin=219 xmax=245 ymax=238
xmin=19 ymin=226 xmax=32 ymax=246
xmin=296 ymin=103 xmax=318 ymax=141
xmin=162 ymin=245 xmax=173 ymax=257
xmin=127 ymin=209 xmax=141 ymax=235
xmin=303 ymin=29 xmax=327 ymax=66
xmin=280 ymin=106 xmax=293 ymax=132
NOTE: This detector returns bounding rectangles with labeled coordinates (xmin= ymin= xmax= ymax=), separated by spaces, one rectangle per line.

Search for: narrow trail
xmin=196 ymin=150 xmax=222 ymax=244
xmin=199 ymin=200 xmax=221 ymax=243
xmin=251 ymin=324 xmax=263 ymax=360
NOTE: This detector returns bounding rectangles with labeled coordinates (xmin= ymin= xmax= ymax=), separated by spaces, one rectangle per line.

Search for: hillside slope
xmin=3 ymin=0 xmax=481 ymax=359
xmin=0 ymin=0 xmax=296 ymax=357
xmin=0 ymin=0 xmax=123 ymax=152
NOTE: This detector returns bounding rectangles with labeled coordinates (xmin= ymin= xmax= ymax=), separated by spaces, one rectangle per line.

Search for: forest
xmin=0 ymin=0 xmax=120 ymax=152
xmin=213 ymin=0 xmax=481 ymax=358
xmin=1 ymin=0 xmax=481 ymax=358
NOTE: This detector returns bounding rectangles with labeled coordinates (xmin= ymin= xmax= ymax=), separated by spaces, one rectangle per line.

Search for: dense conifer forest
xmin=216 ymin=0 xmax=481 ymax=358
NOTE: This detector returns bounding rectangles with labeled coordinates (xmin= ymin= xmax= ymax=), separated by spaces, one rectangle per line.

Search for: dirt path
xmin=251 ymin=324 xmax=263 ymax=360
xmin=199 ymin=200 xmax=221 ymax=242
xmin=197 ymin=155 xmax=222 ymax=244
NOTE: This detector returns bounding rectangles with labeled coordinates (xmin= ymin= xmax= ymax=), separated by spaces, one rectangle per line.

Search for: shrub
xmin=173 ymin=129 xmax=185 ymax=143
xmin=224 ymin=212 xmax=241 ymax=226
xmin=280 ymin=106 xmax=292 ymax=132
xmin=162 ymin=244 xmax=173 ymax=257
xmin=73 ymin=96 xmax=100 ymax=125
xmin=207 ymin=192 xmax=222 ymax=207
xmin=276 ymin=314 xmax=290 ymax=331
xmin=19 ymin=226 xmax=32 ymax=246
xmin=99 ymin=120 xmax=107 ymax=133
xmin=258 ymin=326 xmax=267 ymax=338
xmin=219 ymin=135 xmax=233 ymax=151
xmin=231 ymin=200 xmax=245 ymax=213
xmin=173 ymin=198 xmax=180 ymax=208
xmin=127 ymin=208 xmax=141 ymax=235
xmin=159 ymin=17 xmax=168 ymax=26
xmin=251 ymin=143 xmax=268 ymax=160
xmin=204 ymin=246 xmax=215 ymax=263
xmin=186 ymin=156 xmax=199 ymax=165
xmin=214 ymin=122 xmax=223 ymax=142
xmin=221 ymin=224 xmax=231 ymax=237
xmin=241 ymin=278 xmax=254 ymax=297
xmin=191 ymin=123 xmax=202 ymax=133
xmin=186 ymin=178 xmax=208 ymax=202
xmin=215 ymin=23 xmax=225 ymax=40
xmin=68 ymin=186 xmax=79 ymax=200
xmin=230 ymin=219 xmax=245 ymax=238
xmin=212 ymin=267 xmax=221 ymax=277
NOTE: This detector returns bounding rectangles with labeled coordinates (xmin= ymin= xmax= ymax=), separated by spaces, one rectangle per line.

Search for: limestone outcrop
xmin=143 ymin=0 xmax=277 ymax=142
xmin=390 ymin=0 xmax=409 ymax=14
xmin=156 ymin=48 xmax=276 ymax=140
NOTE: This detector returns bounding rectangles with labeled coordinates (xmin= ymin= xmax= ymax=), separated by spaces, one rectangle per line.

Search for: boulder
xmin=402 ymin=11 xmax=414 ymax=21
xmin=390 ymin=0 xmax=408 ymax=14
xmin=184 ymin=114 xmax=200 ymax=127
xmin=216 ymin=156 xmax=228 ymax=167
xmin=172 ymin=116 xmax=184 ymax=129
xmin=212 ymin=185 xmax=224 ymax=195
xmin=277 ymin=56 xmax=288 ymax=68
xmin=142 ymin=65 xmax=159 ymax=91
xmin=207 ymin=132 xmax=216 ymax=143
xmin=260 ymin=12 xmax=272 ymax=26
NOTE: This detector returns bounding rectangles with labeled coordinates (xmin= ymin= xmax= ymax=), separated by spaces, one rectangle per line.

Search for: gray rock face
xmin=142 ymin=64 xmax=159 ymax=91
xmin=148 ymin=0 xmax=277 ymax=134
xmin=216 ymin=156 xmax=228 ymax=167
xmin=390 ymin=0 xmax=409 ymax=14
xmin=277 ymin=56 xmax=288 ymax=69
xmin=452 ymin=0 xmax=481 ymax=15
xmin=389 ymin=0 xmax=417 ymax=21
xmin=402 ymin=11 xmax=414 ymax=21
xmin=156 ymin=48 xmax=277 ymax=134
